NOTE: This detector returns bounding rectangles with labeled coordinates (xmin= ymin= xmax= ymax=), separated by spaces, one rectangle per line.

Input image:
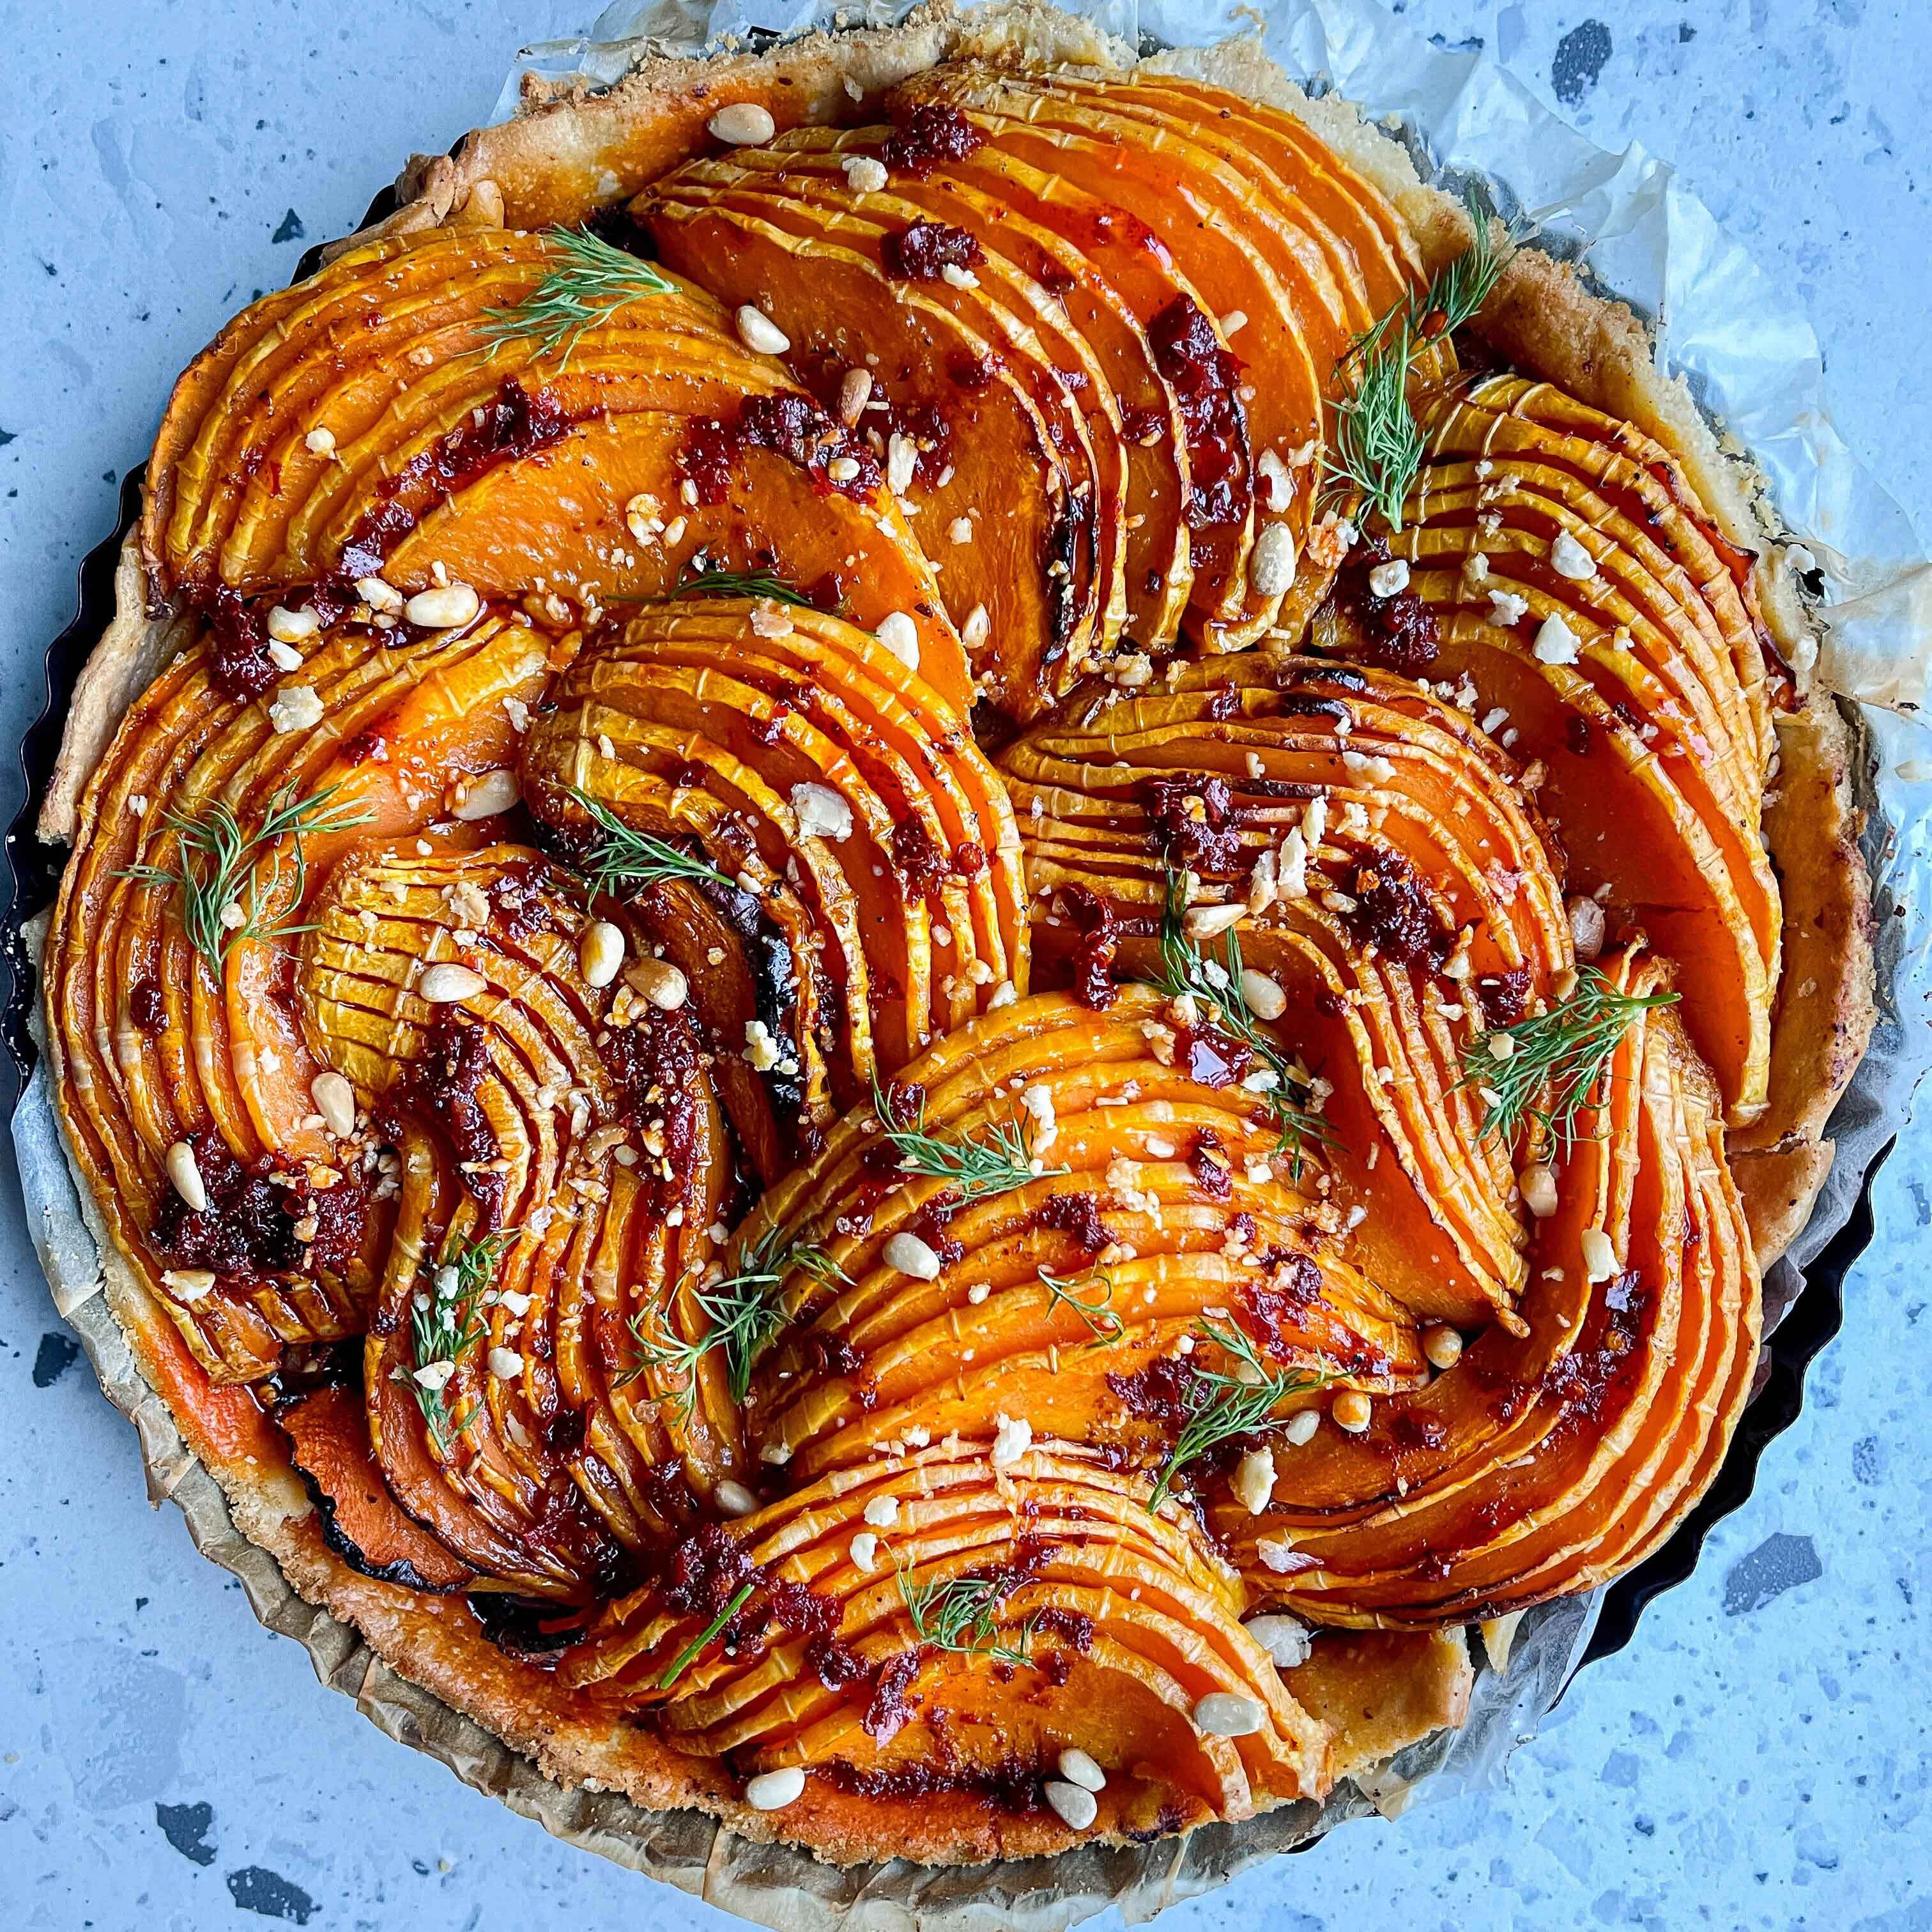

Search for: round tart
xmin=34 ymin=0 xmax=1874 ymax=1885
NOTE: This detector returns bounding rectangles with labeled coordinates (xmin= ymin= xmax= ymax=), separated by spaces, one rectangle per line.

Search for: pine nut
xmin=310 ymin=1071 xmax=357 ymax=1138
xmin=1043 ymin=1781 xmax=1098 ymax=1830
xmin=1056 ymin=1747 xmax=1107 ymax=1793
xmin=632 ymin=956 xmax=689 ymax=1011
xmin=1422 ymin=1324 xmax=1464 ymax=1371
xmin=1192 ymin=1692 xmax=1265 ymax=1737
xmin=884 ymin=1232 xmax=942 ymax=1279
xmin=875 ymin=611 xmax=920 ymax=671
xmin=420 ymin=963 xmax=486 ymax=1003
xmin=1239 ymin=967 xmax=1287 ymax=1020
xmin=453 ymin=768 xmax=521 ymax=820
xmin=708 ymin=102 xmax=776 ymax=145
xmin=735 ymin=304 xmax=790 ymax=356
xmin=165 ymin=1142 xmax=208 ymax=1213
xmin=744 ymin=1767 xmax=806 ymax=1811
xmin=714 ymin=1479 xmax=760 ymax=1517
xmin=404 ymin=582 xmax=481 ymax=629
xmin=579 ymin=920 xmax=626 ymax=988
xmin=1331 ymin=1388 xmax=1373 ymax=1433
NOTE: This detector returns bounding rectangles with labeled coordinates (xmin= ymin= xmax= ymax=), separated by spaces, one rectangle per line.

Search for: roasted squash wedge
xmin=519 ymin=598 xmax=1027 ymax=1137
xmin=1000 ymin=653 xmax=1575 ymax=1328
xmin=141 ymin=223 xmax=969 ymax=713
xmin=45 ymin=604 xmax=562 ymax=1381
xmin=565 ymin=1439 xmax=1331 ymax=1823
xmin=1310 ymin=371 xmax=1787 ymax=1121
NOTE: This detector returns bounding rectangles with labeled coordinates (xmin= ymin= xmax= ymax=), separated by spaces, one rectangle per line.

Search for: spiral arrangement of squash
xmin=1002 ymin=653 xmax=1572 ymax=1329
xmin=564 ymin=1440 xmax=1331 ymax=1833
xmin=1311 ymin=371 xmax=1789 ymax=1121
xmin=730 ymin=988 xmax=1426 ymax=1482
xmin=38 ymin=22 xmax=1831 ymax=1864
xmin=518 ymin=597 xmax=1029 ymax=1147
xmin=45 ymin=603 xmax=560 ymax=1383
xmin=140 ymin=222 xmax=968 ymax=710
xmin=636 ymin=68 xmax=1429 ymax=717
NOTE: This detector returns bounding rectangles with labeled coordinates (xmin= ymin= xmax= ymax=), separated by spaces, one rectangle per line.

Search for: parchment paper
xmin=17 ymin=1 xmax=1932 ymax=1926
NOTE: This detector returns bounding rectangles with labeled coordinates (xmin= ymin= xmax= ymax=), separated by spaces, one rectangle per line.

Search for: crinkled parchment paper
xmin=17 ymin=1 xmax=1932 ymax=1925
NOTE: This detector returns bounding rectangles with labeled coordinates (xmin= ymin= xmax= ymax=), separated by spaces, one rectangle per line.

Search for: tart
xmin=34 ymin=0 xmax=1874 ymax=1883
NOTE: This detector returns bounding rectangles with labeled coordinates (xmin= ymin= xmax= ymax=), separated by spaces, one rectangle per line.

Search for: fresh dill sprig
xmin=1330 ymin=310 xmax=1429 ymax=533
xmin=1459 ymin=965 xmax=1678 ymax=1155
xmin=1039 ymin=1266 xmax=1124 ymax=1346
xmin=672 ymin=566 xmax=816 ymax=609
xmin=621 ymin=1228 xmax=845 ymax=1415
xmin=563 ymin=785 xmax=736 ymax=898
xmin=409 ymin=1229 xmax=517 ymax=1459
xmin=657 ymin=1579 xmax=757 ymax=1690
xmin=898 ymin=1562 xmax=1040 ymax=1668
xmin=480 ymin=226 xmax=675 ymax=365
xmin=869 ymin=1075 xmax=1068 ymax=1206
xmin=1142 ymin=871 xmax=1330 ymax=1173
xmin=1146 ymin=1319 xmax=1334 ymax=1514
xmin=122 ymin=781 xmax=373 ymax=968
xmin=1326 ymin=195 xmax=1521 ymax=533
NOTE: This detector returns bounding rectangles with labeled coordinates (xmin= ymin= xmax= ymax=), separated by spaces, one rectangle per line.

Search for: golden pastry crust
xmin=32 ymin=0 xmax=1877 ymax=1887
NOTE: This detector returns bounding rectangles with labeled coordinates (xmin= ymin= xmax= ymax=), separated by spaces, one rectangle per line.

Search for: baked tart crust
xmin=33 ymin=0 xmax=1873 ymax=1881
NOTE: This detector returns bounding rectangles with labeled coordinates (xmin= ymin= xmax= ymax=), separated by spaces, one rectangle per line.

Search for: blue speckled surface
xmin=1 ymin=3 xmax=1928 ymax=1927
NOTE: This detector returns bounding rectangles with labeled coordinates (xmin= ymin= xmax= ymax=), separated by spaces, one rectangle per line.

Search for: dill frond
xmin=898 ymin=1563 xmax=1040 ymax=1667
xmin=409 ymin=1229 xmax=517 ymax=1458
xmin=1038 ymin=1266 xmax=1124 ymax=1346
xmin=672 ymin=567 xmax=816 ymax=609
xmin=657 ymin=1579 xmax=757 ymax=1690
xmin=1325 ymin=194 xmax=1523 ymax=533
xmin=562 ymin=786 xmax=735 ymax=898
xmin=121 ymin=781 xmax=372 ymax=969
xmin=869 ymin=1075 xmax=1066 ymax=1206
xmin=1146 ymin=1319 xmax=1333 ymax=1513
xmin=480 ymin=226 xmax=675 ymax=366
xmin=1141 ymin=871 xmax=1331 ymax=1173
xmin=621 ymin=1228 xmax=845 ymax=1415
xmin=1459 ymin=965 xmax=1678 ymax=1155
xmin=1330 ymin=309 xmax=1429 ymax=533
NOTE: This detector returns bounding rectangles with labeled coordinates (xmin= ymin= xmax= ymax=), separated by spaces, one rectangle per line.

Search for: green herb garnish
xmin=1039 ymin=1266 xmax=1124 ymax=1345
xmin=870 ymin=1074 xmax=1067 ymax=1206
xmin=673 ymin=566 xmax=815 ymax=608
xmin=1146 ymin=1319 xmax=1333 ymax=1514
xmin=898 ymin=1563 xmax=1039 ymax=1668
xmin=122 ymin=781 xmax=372 ymax=968
xmin=1327 ymin=195 xmax=1521 ymax=532
xmin=409 ymin=1229 xmax=517 ymax=1459
xmin=563 ymin=785 xmax=736 ymax=898
xmin=1458 ymin=965 xmax=1678 ymax=1154
xmin=622 ymin=1229 xmax=845 ymax=1415
xmin=480 ymin=226 xmax=676 ymax=365
xmin=1141 ymin=870 xmax=1330 ymax=1172
xmin=657 ymin=1579 xmax=757 ymax=1690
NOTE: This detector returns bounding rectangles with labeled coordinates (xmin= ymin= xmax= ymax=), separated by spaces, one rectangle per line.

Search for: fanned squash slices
xmin=564 ymin=1440 xmax=1331 ymax=1826
xmin=636 ymin=167 xmax=1117 ymax=720
xmin=664 ymin=126 xmax=1198 ymax=648
xmin=1313 ymin=371 xmax=1789 ymax=1122
xmin=1225 ymin=950 xmax=1759 ymax=1627
xmin=732 ymin=988 xmax=1426 ymax=1482
xmin=140 ymin=222 xmax=967 ymax=712
xmin=45 ymin=605 xmax=562 ymax=1382
xmin=518 ymin=598 xmax=1027 ymax=1135
xmin=888 ymin=63 xmax=1423 ymax=646
xmin=36 ymin=3 xmax=1869 ymax=1880
xmin=1000 ymin=654 xmax=1572 ymax=1330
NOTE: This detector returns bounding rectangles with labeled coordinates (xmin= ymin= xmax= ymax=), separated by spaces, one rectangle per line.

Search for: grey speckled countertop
xmin=1 ymin=3 xmax=1928 ymax=1928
